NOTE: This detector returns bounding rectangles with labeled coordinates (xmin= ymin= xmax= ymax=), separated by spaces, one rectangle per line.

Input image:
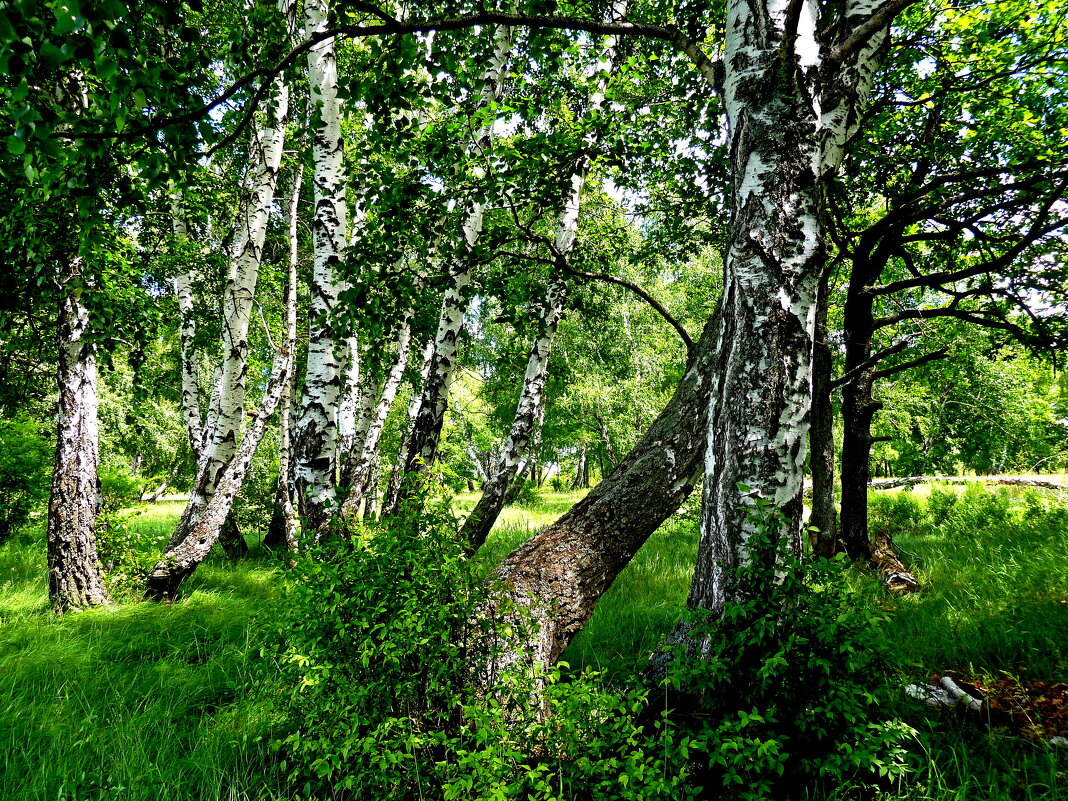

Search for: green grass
xmin=0 ymin=484 xmax=1065 ymax=799
xmin=0 ymin=511 xmax=289 ymax=801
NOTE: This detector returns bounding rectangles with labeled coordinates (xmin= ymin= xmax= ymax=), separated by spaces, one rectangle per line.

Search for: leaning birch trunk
xmin=461 ymin=271 xmax=566 ymax=551
xmin=461 ymin=7 xmax=623 ymax=551
xmin=475 ymin=319 xmax=715 ymax=682
xmin=169 ymin=74 xmax=289 ymax=549
xmin=383 ymin=335 xmax=436 ymax=513
xmin=291 ymin=0 xmax=348 ymax=530
xmin=686 ymin=0 xmax=888 ymax=617
xmin=388 ymin=20 xmax=515 ymax=510
xmin=265 ymin=168 xmax=303 ymax=553
xmin=48 ymin=258 xmax=110 ymax=612
xmin=144 ymin=342 xmax=296 ymax=600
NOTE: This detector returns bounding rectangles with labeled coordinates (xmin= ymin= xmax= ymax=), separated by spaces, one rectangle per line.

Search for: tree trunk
xmin=48 ymin=259 xmax=110 ymax=612
xmin=809 ymin=274 xmax=838 ymax=557
xmin=145 ymin=342 xmax=295 ymax=599
xmin=475 ymin=318 xmax=715 ymax=681
xmin=170 ymin=74 xmax=289 ymax=548
xmin=686 ymin=0 xmax=888 ymax=616
xmin=339 ymin=315 xmax=415 ymax=517
xmin=389 ymin=20 xmax=516 ymax=509
xmin=218 ymin=513 xmax=249 ymax=560
xmin=265 ymin=168 xmax=303 ymax=553
xmin=170 ymin=193 xmax=204 ymax=461
xmin=460 ymin=8 xmax=623 ymax=549
xmin=383 ymin=335 xmax=436 ymax=513
xmin=462 ymin=271 xmax=566 ymax=550
xmin=291 ymin=0 xmax=348 ymax=530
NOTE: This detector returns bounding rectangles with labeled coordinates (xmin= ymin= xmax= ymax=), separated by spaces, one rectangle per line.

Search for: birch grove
xmin=386 ymin=19 xmax=518 ymax=512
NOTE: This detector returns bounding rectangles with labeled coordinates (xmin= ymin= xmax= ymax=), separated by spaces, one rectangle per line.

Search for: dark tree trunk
xmin=475 ymin=319 xmax=714 ymax=681
xmin=48 ymin=260 xmax=110 ymax=612
xmin=218 ymin=513 xmax=249 ymax=560
xmin=838 ymin=247 xmax=886 ymax=560
xmin=809 ymin=275 xmax=838 ymax=557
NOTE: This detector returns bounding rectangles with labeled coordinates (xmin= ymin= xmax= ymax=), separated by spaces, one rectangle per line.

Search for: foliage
xmin=661 ymin=503 xmax=914 ymax=799
xmin=0 ymin=415 xmax=51 ymax=542
xmin=262 ymin=489 xmax=479 ymax=799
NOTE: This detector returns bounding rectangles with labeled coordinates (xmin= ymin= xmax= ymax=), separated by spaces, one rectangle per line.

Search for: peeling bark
xmin=48 ymin=259 xmax=109 ymax=612
xmin=688 ymin=0 xmax=890 ymax=616
xmin=292 ymin=0 xmax=349 ymax=529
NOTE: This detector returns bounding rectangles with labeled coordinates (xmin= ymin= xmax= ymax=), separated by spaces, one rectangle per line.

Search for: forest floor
xmin=0 ymin=482 xmax=1065 ymax=800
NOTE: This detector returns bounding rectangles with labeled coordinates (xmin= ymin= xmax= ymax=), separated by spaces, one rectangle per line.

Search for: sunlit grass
xmin=1 ymin=482 xmax=1065 ymax=800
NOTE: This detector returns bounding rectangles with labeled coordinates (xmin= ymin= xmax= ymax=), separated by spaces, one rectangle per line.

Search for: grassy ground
xmin=0 ymin=483 xmax=1065 ymax=799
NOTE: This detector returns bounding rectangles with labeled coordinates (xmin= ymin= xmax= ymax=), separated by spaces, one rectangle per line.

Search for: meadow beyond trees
xmin=1 ymin=0 xmax=1067 ymax=798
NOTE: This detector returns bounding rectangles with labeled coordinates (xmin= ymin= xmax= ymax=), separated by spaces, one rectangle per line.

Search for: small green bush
xmin=0 ymin=416 xmax=51 ymax=543
xmin=663 ymin=502 xmax=914 ymax=800
xmin=262 ymin=496 xmax=911 ymax=800
xmin=869 ymin=489 xmax=926 ymax=538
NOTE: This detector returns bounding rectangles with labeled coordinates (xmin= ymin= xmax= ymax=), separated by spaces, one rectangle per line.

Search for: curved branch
xmin=557 ymin=262 xmax=694 ymax=358
xmin=59 ymin=10 xmax=718 ymax=149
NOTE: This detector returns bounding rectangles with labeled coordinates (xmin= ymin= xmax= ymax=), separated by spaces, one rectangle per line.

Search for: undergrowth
xmin=0 ymin=484 xmax=1063 ymax=799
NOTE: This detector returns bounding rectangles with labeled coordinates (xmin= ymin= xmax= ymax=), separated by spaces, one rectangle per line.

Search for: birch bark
xmin=339 ymin=314 xmax=416 ymax=516
xmin=169 ymin=74 xmax=289 ymax=549
xmin=461 ymin=6 xmax=623 ymax=550
xmin=687 ymin=0 xmax=889 ymax=616
xmin=291 ymin=0 xmax=349 ymax=530
xmin=48 ymin=258 xmax=110 ymax=612
xmin=388 ymin=20 xmax=516 ymax=510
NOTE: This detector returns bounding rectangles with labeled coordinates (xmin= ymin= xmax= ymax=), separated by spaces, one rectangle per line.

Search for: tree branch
xmin=871 ymin=347 xmax=949 ymax=380
xmin=557 ymin=262 xmax=694 ymax=357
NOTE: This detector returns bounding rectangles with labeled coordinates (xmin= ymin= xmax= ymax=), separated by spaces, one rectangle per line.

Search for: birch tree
xmin=47 ymin=258 xmax=110 ymax=612
xmin=291 ymin=0 xmax=349 ymax=530
xmin=167 ymin=74 xmax=290 ymax=551
xmin=460 ymin=4 xmax=627 ymax=547
xmin=386 ymin=18 xmax=517 ymax=512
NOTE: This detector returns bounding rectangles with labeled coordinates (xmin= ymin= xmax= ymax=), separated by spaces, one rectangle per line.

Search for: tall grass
xmin=0 ymin=483 xmax=1064 ymax=799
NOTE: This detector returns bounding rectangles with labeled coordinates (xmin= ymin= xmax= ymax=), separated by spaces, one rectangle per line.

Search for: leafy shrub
xmin=662 ymin=502 xmax=914 ymax=800
xmin=0 ymin=416 xmax=51 ymax=543
xmin=262 ymin=495 xmax=910 ymax=800
xmin=263 ymin=491 xmax=478 ymax=798
xmin=98 ymin=459 xmax=143 ymax=512
xmin=96 ymin=508 xmax=171 ymax=597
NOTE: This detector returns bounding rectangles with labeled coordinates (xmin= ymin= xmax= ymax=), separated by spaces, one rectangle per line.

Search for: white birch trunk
xmin=291 ymin=0 xmax=348 ymax=529
xmin=169 ymin=75 xmax=289 ymax=550
xmin=687 ymin=0 xmax=890 ymax=615
xmin=390 ymin=21 xmax=516 ymax=505
xmin=383 ymin=334 xmax=436 ymax=513
xmin=270 ymin=167 xmax=303 ymax=553
xmin=339 ymin=314 xmax=415 ymax=516
xmin=145 ymin=339 xmax=296 ymax=599
xmin=170 ymin=193 xmax=204 ymax=461
xmin=48 ymin=259 xmax=110 ymax=612
xmin=460 ymin=6 xmax=623 ymax=549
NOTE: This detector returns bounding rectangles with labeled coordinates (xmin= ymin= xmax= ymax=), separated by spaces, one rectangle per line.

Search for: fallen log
xmin=868 ymin=476 xmax=1067 ymax=493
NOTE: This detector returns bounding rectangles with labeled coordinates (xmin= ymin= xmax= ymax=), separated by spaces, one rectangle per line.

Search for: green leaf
xmin=6 ymin=135 xmax=26 ymax=155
